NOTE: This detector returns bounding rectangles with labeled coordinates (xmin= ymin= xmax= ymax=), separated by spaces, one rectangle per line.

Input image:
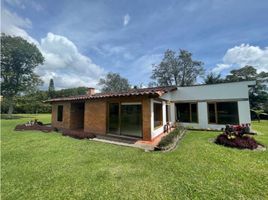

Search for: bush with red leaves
xmin=61 ymin=129 xmax=95 ymax=140
xmin=215 ymin=134 xmax=260 ymax=150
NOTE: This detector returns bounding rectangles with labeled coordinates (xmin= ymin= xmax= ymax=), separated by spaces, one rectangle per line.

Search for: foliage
xmin=1 ymin=87 xmax=88 ymax=114
xmin=251 ymin=109 xmax=268 ymax=122
xmin=53 ymin=87 xmax=88 ymax=97
xmin=151 ymin=49 xmax=204 ymax=86
xmin=204 ymin=72 xmax=224 ymax=84
xmin=157 ymin=126 xmax=185 ymax=148
xmin=98 ymin=72 xmax=131 ymax=92
xmin=1 ymin=34 xmax=44 ymax=114
xmin=215 ymin=134 xmax=260 ymax=150
xmin=225 ymin=66 xmax=268 ymax=111
xmin=1 ymin=115 xmax=268 ymax=199
xmin=48 ymin=79 xmax=55 ymax=98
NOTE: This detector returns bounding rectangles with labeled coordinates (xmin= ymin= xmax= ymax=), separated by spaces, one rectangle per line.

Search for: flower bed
xmin=60 ymin=129 xmax=95 ymax=140
xmin=215 ymin=124 xmax=263 ymax=150
xmin=215 ymin=134 xmax=260 ymax=150
xmin=15 ymin=123 xmax=54 ymax=132
xmin=155 ymin=126 xmax=186 ymax=151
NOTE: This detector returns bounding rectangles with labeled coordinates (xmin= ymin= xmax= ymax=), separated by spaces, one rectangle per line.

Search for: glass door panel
xmin=120 ymin=104 xmax=142 ymax=137
xmin=108 ymin=103 xmax=120 ymax=134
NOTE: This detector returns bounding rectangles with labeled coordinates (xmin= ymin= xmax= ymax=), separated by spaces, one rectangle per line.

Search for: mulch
xmin=14 ymin=124 xmax=55 ymax=132
xmin=60 ymin=129 xmax=95 ymax=139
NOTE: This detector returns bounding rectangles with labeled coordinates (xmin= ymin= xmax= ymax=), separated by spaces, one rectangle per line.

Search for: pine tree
xmin=48 ymin=79 xmax=55 ymax=98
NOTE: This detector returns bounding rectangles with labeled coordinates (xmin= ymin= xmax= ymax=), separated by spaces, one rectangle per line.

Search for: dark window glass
xmin=217 ymin=102 xmax=239 ymax=124
xmin=121 ymin=104 xmax=142 ymax=137
xmin=154 ymin=103 xmax=163 ymax=128
xmin=208 ymin=103 xmax=216 ymax=123
xmin=108 ymin=103 xmax=119 ymax=134
xmin=57 ymin=105 xmax=63 ymax=122
xmin=191 ymin=103 xmax=198 ymax=123
xmin=176 ymin=103 xmax=198 ymax=123
xmin=166 ymin=105 xmax=169 ymax=122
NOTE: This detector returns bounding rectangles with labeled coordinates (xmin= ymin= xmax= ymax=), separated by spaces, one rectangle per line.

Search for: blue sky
xmin=2 ymin=0 xmax=268 ymax=89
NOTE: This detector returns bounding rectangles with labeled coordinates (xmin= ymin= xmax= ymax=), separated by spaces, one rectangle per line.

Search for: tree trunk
xmin=7 ymin=97 xmax=14 ymax=117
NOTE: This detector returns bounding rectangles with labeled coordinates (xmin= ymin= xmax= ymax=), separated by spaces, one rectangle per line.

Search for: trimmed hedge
xmin=157 ymin=126 xmax=185 ymax=150
xmin=215 ymin=134 xmax=260 ymax=150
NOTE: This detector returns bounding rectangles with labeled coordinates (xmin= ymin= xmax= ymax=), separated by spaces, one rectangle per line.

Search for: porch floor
xmin=91 ymin=131 xmax=170 ymax=151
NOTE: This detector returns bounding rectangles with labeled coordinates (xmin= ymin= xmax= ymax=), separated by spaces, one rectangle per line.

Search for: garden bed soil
xmin=14 ymin=124 xmax=55 ymax=132
xmin=214 ymin=133 xmax=264 ymax=150
xmin=59 ymin=128 xmax=95 ymax=140
xmin=155 ymin=129 xmax=186 ymax=152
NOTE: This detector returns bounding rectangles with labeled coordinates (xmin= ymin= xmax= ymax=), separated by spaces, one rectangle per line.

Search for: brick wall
xmin=51 ymin=102 xmax=71 ymax=129
xmin=84 ymin=100 xmax=107 ymax=134
xmin=51 ymin=95 xmax=153 ymax=140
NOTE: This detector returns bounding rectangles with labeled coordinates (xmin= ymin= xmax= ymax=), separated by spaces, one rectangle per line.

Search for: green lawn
xmin=1 ymin=114 xmax=268 ymax=200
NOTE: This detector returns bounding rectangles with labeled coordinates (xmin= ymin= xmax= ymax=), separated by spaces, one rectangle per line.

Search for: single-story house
xmin=46 ymin=81 xmax=255 ymax=141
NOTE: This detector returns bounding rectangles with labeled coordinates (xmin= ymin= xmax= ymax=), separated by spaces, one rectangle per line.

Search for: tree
xmin=48 ymin=79 xmax=55 ymax=98
xmin=224 ymin=66 xmax=268 ymax=110
xmin=251 ymin=109 xmax=268 ymax=122
xmin=151 ymin=49 xmax=204 ymax=86
xmin=1 ymin=34 xmax=44 ymax=115
xmin=98 ymin=72 xmax=131 ymax=92
xmin=204 ymin=72 xmax=224 ymax=84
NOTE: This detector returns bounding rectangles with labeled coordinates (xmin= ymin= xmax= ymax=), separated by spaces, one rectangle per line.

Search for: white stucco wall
xmin=162 ymin=81 xmax=255 ymax=102
xmin=238 ymin=100 xmax=251 ymax=124
xmin=161 ymin=81 xmax=255 ymax=130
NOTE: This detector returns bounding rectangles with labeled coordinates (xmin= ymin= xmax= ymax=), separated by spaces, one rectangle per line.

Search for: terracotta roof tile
xmin=45 ymin=86 xmax=177 ymax=103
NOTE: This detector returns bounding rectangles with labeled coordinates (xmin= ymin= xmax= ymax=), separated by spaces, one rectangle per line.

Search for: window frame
xmin=207 ymin=101 xmax=239 ymax=125
xmin=107 ymin=101 xmax=143 ymax=138
xmin=57 ymin=105 xmax=63 ymax=122
xmin=175 ymin=102 xmax=199 ymax=123
xmin=153 ymin=101 xmax=163 ymax=130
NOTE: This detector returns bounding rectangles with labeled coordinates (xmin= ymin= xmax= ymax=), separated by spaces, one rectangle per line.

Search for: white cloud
xmin=213 ymin=44 xmax=268 ymax=74
xmin=2 ymin=8 xmax=105 ymax=90
xmin=211 ymin=64 xmax=231 ymax=74
xmin=123 ymin=14 xmax=130 ymax=26
xmin=1 ymin=8 xmax=38 ymax=45
xmin=37 ymin=33 xmax=105 ymax=89
xmin=4 ymin=0 xmax=43 ymax=10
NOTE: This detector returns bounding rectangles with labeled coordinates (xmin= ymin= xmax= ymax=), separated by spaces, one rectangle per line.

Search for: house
xmin=46 ymin=81 xmax=255 ymax=141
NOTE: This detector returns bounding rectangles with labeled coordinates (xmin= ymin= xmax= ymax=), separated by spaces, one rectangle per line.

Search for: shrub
xmin=157 ymin=126 xmax=185 ymax=149
xmin=215 ymin=134 xmax=260 ymax=150
xmin=61 ymin=129 xmax=95 ymax=140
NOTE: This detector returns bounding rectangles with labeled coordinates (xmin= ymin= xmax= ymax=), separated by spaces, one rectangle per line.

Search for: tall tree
xmin=48 ymin=78 xmax=55 ymax=98
xmin=1 ymin=34 xmax=44 ymax=115
xmin=98 ymin=72 xmax=131 ymax=92
xmin=204 ymin=72 xmax=224 ymax=84
xmin=225 ymin=66 xmax=268 ymax=110
xmin=151 ymin=49 xmax=204 ymax=86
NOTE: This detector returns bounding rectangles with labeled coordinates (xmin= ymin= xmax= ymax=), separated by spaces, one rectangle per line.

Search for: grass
xmin=1 ymin=114 xmax=268 ymax=200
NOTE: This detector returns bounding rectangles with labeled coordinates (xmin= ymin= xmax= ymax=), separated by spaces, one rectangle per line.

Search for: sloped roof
xmin=45 ymin=86 xmax=177 ymax=103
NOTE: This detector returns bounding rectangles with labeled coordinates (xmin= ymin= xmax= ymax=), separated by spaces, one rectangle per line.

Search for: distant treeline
xmin=1 ymin=87 xmax=88 ymax=114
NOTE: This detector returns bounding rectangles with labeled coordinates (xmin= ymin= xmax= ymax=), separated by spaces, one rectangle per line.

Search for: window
xmin=166 ymin=105 xmax=170 ymax=122
xmin=208 ymin=102 xmax=239 ymax=124
xmin=176 ymin=103 xmax=198 ymax=123
xmin=154 ymin=103 xmax=163 ymax=128
xmin=57 ymin=105 xmax=63 ymax=122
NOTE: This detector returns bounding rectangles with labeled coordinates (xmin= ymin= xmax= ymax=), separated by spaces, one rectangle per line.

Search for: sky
xmin=1 ymin=0 xmax=268 ymax=90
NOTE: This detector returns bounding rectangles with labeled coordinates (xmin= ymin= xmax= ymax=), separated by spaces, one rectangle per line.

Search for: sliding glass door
xmin=121 ymin=103 xmax=142 ymax=137
xmin=108 ymin=103 xmax=142 ymax=138
xmin=108 ymin=103 xmax=120 ymax=134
